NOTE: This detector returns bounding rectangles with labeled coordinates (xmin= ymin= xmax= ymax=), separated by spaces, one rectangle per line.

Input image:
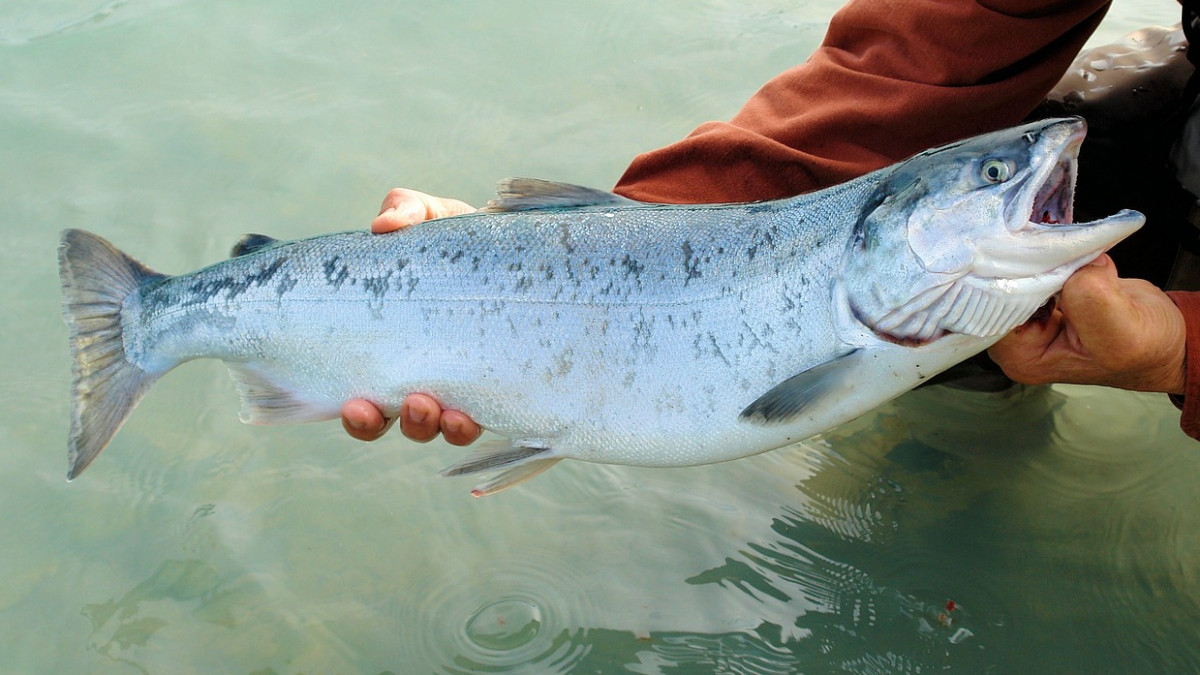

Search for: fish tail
xmin=58 ymin=229 xmax=167 ymax=480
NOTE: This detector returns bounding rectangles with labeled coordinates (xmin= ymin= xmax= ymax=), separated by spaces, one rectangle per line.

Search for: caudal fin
xmin=58 ymin=229 xmax=166 ymax=479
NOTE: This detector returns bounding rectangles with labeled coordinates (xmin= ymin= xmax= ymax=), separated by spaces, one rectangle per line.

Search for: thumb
xmin=1057 ymin=255 xmax=1131 ymax=349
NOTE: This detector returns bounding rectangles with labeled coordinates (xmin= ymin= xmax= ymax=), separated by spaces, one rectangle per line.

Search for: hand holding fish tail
xmin=342 ymin=187 xmax=483 ymax=445
xmin=988 ymin=255 xmax=1187 ymax=394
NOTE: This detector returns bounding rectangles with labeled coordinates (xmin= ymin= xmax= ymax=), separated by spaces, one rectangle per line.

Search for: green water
xmin=2 ymin=1 xmax=1197 ymax=672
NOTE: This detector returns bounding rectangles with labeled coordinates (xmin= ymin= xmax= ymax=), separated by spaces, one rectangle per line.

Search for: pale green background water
xmin=2 ymin=1 xmax=1197 ymax=673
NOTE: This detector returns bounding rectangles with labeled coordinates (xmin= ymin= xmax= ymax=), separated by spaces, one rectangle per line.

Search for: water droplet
xmin=465 ymin=598 xmax=542 ymax=651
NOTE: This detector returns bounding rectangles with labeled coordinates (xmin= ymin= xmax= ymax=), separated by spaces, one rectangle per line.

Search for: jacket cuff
xmin=1166 ymin=291 xmax=1200 ymax=439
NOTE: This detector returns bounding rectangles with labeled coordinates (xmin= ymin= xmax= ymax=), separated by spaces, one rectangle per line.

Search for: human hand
xmin=370 ymin=187 xmax=475 ymax=233
xmin=988 ymin=254 xmax=1186 ymax=394
xmin=340 ymin=188 xmax=483 ymax=444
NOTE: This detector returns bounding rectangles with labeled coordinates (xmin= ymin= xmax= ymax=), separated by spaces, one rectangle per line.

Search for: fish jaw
xmin=967 ymin=207 xmax=1144 ymax=283
xmin=971 ymin=118 xmax=1144 ymax=279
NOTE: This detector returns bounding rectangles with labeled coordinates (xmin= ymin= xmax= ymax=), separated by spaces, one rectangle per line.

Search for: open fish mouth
xmin=1028 ymin=154 xmax=1076 ymax=226
xmin=1014 ymin=123 xmax=1084 ymax=231
xmin=1014 ymin=121 xmax=1142 ymax=262
xmin=981 ymin=119 xmax=1143 ymax=279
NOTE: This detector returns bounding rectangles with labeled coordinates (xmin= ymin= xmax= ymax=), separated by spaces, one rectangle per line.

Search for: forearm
xmin=1168 ymin=291 xmax=1200 ymax=439
xmin=614 ymin=0 xmax=1111 ymax=203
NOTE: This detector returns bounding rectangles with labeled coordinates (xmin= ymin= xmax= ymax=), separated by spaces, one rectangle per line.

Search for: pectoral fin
xmin=440 ymin=439 xmax=561 ymax=496
xmin=740 ymin=349 xmax=863 ymax=424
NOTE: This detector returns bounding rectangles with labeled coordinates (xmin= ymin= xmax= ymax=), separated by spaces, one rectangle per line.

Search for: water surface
xmin=2 ymin=1 xmax=1197 ymax=672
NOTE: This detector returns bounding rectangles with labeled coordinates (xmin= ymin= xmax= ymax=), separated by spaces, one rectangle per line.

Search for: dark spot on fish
xmin=323 ymin=257 xmax=350 ymax=289
xmin=362 ymin=271 xmax=393 ymax=300
xmin=275 ymin=274 xmax=297 ymax=297
xmin=681 ymin=241 xmax=702 ymax=284
xmin=620 ymin=254 xmax=644 ymax=281
xmin=187 ymin=258 xmax=286 ymax=303
xmin=558 ymin=224 xmax=574 ymax=255
xmin=708 ymin=333 xmax=731 ymax=366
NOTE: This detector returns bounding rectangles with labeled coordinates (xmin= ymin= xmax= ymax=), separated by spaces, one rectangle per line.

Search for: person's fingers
xmin=1058 ymin=256 xmax=1184 ymax=388
xmin=371 ymin=188 xmax=476 ymax=234
xmin=440 ymin=409 xmax=483 ymax=446
xmin=1055 ymin=255 xmax=1131 ymax=359
xmin=989 ymin=254 xmax=1187 ymax=393
xmin=988 ymin=304 xmax=1064 ymax=384
xmin=398 ymin=393 xmax=443 ymax=442
xmin=341 ymin=399 xmax=392 ymax=442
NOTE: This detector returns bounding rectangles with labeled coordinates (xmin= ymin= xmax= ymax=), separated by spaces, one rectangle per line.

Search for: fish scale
xmin=59 ymin=118 xmax=1143 ymax=494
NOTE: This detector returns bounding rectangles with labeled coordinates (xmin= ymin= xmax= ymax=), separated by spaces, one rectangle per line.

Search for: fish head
xmin=840 ymin=117 xmax=1144 ymax=343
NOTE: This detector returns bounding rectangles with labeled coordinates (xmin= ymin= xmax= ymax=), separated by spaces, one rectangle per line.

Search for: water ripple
xmin=0 ymin=1 xmax=132 ymax=46
xmin=386 ymin=544 xmax=596 ymax=673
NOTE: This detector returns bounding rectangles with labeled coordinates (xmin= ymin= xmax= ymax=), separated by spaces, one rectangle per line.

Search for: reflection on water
xmin=3 ymin=0 xmax=1199 ymax=672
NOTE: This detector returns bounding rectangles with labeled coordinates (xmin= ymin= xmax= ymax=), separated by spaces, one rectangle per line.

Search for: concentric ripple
xmin=386 ymin=545 xmax=597 ymax=673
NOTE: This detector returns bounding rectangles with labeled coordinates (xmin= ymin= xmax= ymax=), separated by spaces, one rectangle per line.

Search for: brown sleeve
xmin=613 ymin=0 xmax=1112 ymax=204
xmin=1167 ymin=291 xmax=1200 ymax=440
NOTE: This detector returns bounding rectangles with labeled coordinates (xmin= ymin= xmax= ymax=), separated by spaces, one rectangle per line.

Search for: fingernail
xmin=348 ymin=418 xmax=367 ymax=431
xmin=444 ymin=417 xmax=461 ymax=434
xmin=409 ymin=406 xmax=427 ymax=424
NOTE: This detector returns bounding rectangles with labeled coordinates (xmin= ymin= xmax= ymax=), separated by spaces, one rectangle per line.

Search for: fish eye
xmin=980 ymin=158 xmax=1014 ymax=184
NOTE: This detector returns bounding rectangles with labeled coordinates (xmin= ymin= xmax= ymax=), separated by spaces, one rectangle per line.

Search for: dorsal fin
xmin=481 ymin=178 xmax=640 ymax=213
xmin=230 ymin=234 xmax=280 ymax=257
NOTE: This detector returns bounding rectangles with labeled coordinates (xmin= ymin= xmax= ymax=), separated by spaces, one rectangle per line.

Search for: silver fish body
xmin=59 ymin=117 xmax=1144 ymax=494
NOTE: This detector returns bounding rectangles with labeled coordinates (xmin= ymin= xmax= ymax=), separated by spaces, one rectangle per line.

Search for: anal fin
xmin=226 ymin=363 xmax=337 ymax=424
